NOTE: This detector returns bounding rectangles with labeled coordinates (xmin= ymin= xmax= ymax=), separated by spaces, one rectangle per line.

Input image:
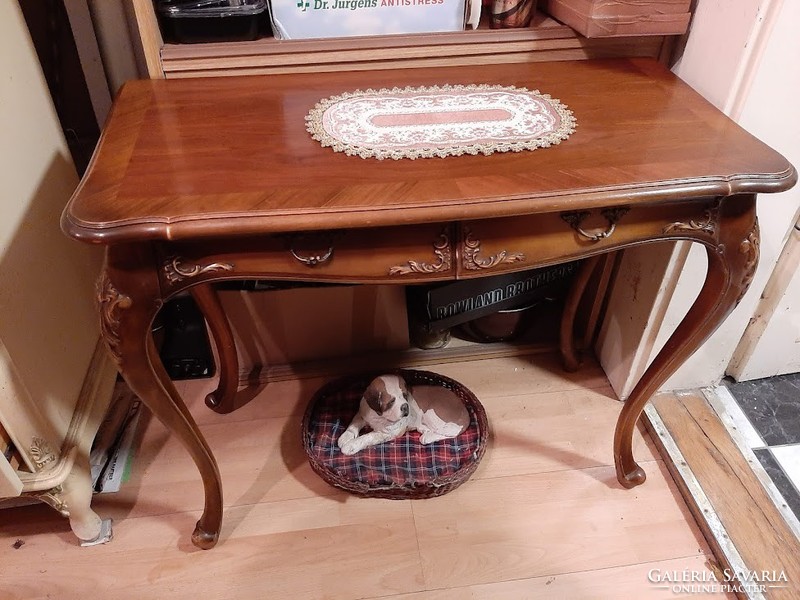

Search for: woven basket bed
xmin=302 ymin=369 xmax=488 ymax=499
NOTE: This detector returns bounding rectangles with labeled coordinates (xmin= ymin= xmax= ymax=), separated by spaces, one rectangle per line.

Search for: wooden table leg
xmin=99 ymin=245 xmax=223 ymax=549
xmin=190 ymin=284 xmax=239 ymax=414
xmin=581 ymin=253 xmax=616 ymax=351
xmin=560 ymin=255 xmax=601 ymax=372
xmin=614 ymin=194 xmax=760 ymax=488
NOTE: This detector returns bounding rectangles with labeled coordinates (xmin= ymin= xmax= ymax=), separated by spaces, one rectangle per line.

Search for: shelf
xmin=154 ymin=13 xmax=667 ymax=77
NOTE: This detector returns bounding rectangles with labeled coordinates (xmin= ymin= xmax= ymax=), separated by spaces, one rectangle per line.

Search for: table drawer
xmin=456 ymin=200 xmax=719 ymax=278
xmin=158 ymin=223 xmax=456 ymax=291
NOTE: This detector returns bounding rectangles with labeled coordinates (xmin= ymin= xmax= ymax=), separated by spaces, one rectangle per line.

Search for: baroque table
xmin=62 ymin=58 xmax=796 ymax=549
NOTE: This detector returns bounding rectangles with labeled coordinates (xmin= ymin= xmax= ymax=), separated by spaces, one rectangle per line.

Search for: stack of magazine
xmin=90 ymin=381 xmax=142 ymax=494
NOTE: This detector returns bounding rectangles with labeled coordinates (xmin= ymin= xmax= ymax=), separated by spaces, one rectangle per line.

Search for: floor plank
xmin=651 ymin=391 xmax=800 ymax=600
xmin=472 ymin=386 xmax=658 ymax=480
xmin=411 ymin=461 xmax=708 ymax=590
xmin=93 ymin=355 xmax=654 ymax=521
xmin=381 ymin=555 xmax=732 ymax=599
xmin=1 ymin=496 xmax=425 ymax=600
xmin=0 ymin=354 xmax=718 ymax=599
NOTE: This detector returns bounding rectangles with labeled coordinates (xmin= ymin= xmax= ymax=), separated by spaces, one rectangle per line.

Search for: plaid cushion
xmin=305 ymin=375 xmax=484 ymax=490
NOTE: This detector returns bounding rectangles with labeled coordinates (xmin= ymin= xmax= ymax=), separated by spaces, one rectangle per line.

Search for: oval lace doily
xmin=305 ymin=83 xmax=576 ymax=160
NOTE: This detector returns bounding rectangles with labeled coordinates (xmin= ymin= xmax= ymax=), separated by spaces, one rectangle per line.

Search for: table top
xmin=62 ymin=58 xmax=796 ymax=244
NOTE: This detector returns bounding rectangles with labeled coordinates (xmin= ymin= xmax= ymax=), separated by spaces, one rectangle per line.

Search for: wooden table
xmin=62 ymin=58 xmax=795 ymax=549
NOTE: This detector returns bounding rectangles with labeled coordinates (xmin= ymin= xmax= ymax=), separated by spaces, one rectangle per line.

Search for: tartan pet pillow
xmin=303 ymin=369 xmax=488 ymax=499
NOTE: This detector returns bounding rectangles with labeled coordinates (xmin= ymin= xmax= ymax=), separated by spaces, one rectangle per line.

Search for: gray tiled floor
xmin=725 ymin=372 xmax=800 ymax=523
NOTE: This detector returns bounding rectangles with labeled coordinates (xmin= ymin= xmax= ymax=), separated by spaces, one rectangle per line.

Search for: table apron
xmin=154 ymin=198 xmax=722 ymax=296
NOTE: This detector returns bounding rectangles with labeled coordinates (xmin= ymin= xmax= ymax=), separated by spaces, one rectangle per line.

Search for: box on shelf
xmin=157 ymin=0 xmax=270 ymax=44
xmin=407 ymin=262 xmax=579 ymax=333
xmin=269 ymin=0 xmax=481 ymax=40
xmin=541 ymin=0 xmax=691 ymax=38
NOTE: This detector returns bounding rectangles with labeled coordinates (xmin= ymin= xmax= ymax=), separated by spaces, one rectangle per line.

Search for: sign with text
xmin=409 ymin=262 xmax=580 ymax=332
xmin=269 ymin=0 xmax=471 ymax=39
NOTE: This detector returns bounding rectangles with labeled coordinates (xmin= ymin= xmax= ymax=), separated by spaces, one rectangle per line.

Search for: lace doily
xmin=305 ymin=83 xmax=576 ymax=160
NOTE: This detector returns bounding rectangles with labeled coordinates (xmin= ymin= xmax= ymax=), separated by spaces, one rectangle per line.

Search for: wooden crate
xmin=542 ymin=0 xmax=691 ymax=37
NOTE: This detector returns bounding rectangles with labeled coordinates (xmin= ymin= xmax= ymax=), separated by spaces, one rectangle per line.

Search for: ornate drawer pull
xmin=561 ymin=207 xmax=630 ymax=242
xmin=290 ymin=246 xmax=334 ymax=266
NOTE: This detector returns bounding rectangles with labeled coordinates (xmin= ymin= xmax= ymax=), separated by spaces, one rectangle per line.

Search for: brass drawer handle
xmin=290 ymin=246 xmax=334 ymax=266
xmin=561 ymin=207 xmax=630 ymax=242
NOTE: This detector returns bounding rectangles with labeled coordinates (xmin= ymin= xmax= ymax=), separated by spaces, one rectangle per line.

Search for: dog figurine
xmin=337 ymin=374 xmax=469 ymax=455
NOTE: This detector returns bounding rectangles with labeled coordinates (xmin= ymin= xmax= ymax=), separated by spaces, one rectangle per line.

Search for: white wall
xmin=654 ymin=0 xmax=798 ymax=388
xmin=730 ymin=215 xmax=800 ymax=378
xmin=671 ymin=0 xmax=765 ymax=111
xmin=0 ymin=2 xmax=104 ymax=454
xmin=598 ymin=0 xmax=799 ymax=395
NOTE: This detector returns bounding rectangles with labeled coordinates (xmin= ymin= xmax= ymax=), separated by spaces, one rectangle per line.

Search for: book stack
xmin=90 ymin=381 xmax=143 ymax=494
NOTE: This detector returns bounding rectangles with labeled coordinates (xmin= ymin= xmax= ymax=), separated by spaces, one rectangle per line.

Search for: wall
xmin=652 ymin=0 xmax=798 ymax=388
xmin=220 ymin=286 xmax=410 ymax=378
xmin=724 ymin=2 xmax=800 ymax=379
xmin=0 ymin=2 xmax=104 ymax=455
xmin=598 ymin=0 xmax=799 ymax=396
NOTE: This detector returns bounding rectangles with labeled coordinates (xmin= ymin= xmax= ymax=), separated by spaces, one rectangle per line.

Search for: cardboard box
xmin=542 ymin=0 xmax=691 ymax=38
xmin=269 ymin=0 xmax=480 ymax=40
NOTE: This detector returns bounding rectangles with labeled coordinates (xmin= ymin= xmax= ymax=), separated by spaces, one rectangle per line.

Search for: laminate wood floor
xmin=0 ymin=354 xmax=730 ymax=599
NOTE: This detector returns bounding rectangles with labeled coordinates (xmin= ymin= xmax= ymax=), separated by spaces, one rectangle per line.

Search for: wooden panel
xmin=651 ymin=391 xmax=800 ymax=600
xmin=554 ymin=0 xmax=691 ymax=17
xmin=0 ymin=455 xmax=22 ymax=497
xmin=63 ymin=59 xmax=796 ymax=245
xmin=0 ymin=422 xmax=22 ymax=496
xmin=218 ymin=285 xmax=410 ymax=370
xmin=131 ymin=0 xmax=671 ymax=78
xmin=0 ymin=423 xmax=21 ymax=472
xmin=455 ymin=200 xmax=719 ymax=278
xmin=131 ymin=0 xmax=164 ymax=78
xmin=543 ymin=0 xmax=691 ymax=38
xmin=158 ymin=223 xmax=455 ymax=289
xmin=162 ymin=15 xmax=574 ymax=63
xmin=160 ymin=20 xmax=665 ymax=77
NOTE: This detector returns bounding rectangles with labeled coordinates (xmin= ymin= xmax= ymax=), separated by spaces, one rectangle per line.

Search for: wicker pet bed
xmin=302 ymin=369 xmax=488 ymax=499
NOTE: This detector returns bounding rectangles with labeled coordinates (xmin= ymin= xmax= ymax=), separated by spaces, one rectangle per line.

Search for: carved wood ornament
xmin=663 ymin=200 xmax=721 ymax=236
xmin=97 ymin=274 xmax=133 ymax=364
xmin=737 ymin=220 xmax=760 ymax=304
xmin=30 ymin=436 xmax=57 ymax=470
xmin=462 ymin=227 xmax=525 ymax=270
xmin=164 ymin=257 xmax=234 ymax=284
xmin=33 ymin=485 xmax=70 ymax=517
xmin=389 ymin=229 xmax=452 ymax=275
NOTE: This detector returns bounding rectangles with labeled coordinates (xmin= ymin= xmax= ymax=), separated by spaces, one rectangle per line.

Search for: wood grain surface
xmin=0 ymin=355 xmax=730 ymax=599
xmin=652 ymin=391 xmax=800 ymax=600
xmin=62 ymin=58 xmax=795 ymax=243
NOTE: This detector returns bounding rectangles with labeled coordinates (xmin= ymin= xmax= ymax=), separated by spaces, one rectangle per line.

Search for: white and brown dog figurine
xmin=337 ymin=374 xmax=469 ymax=455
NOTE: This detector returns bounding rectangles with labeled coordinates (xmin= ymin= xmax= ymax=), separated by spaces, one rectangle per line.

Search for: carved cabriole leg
xmin=190 ymin=284 xmax=239 ymax=414
xmin=100 ymin=244 xmax=223 ymax=549
xmin=614 ymin=194 xmax=760 ymax=488
xmin=60 ymin=460 xmax=103 ymax=541
xmin=25 ymin=452 xmax=96 ymax=537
